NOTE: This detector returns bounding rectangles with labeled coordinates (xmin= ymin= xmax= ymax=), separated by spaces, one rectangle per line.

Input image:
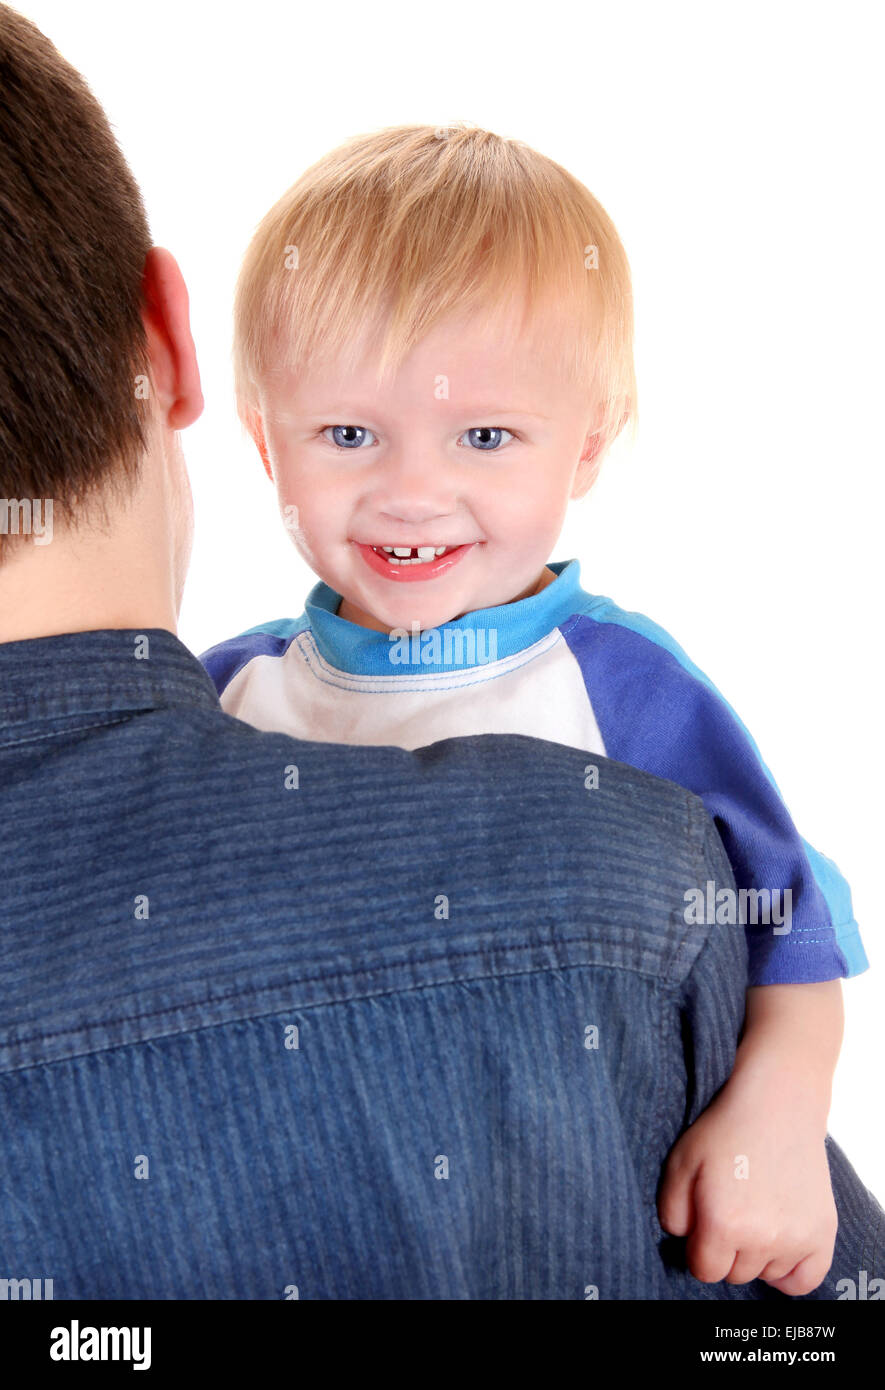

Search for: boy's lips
xmin=352 ymin=540 xmax=476 ymax=582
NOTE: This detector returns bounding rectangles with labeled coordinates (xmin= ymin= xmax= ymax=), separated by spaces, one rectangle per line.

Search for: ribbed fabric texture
xmin=0 ymin=630 xmax=880 ymax=1298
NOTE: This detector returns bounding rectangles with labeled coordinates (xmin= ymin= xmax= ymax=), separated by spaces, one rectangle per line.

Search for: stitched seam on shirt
xmin=291 ymin=630 xmax=561 ymax=694
xmin=558 ymin=614 xmax=587 ymax=641
xmin=7 ymin=937 xmax=666 ymax=1040
xmin=754 ymin=931 xmax=845 ymax=945
xmin=300 ymin=625 xmax=559 ymax=678
xmin=764 ymin=925 xmax=840 ymax=934
xmin=0 ymin=715 xmax=133 ymax=750
xmin=863 ymin=1195 xmax=882 ymax=1280
xmin=0 ymin=956 xmax=682 ymax=1073
xmin=644 ymin=979 xmax=673 ymax=1208
xmin=662 ymin=793 xmax=702 ymax=990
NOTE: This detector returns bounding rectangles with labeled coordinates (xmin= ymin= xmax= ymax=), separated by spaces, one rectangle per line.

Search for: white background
xmin=19 ymin=1 xmax=884 ymax=1195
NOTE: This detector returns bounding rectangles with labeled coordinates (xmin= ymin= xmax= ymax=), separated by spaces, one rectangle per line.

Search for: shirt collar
xmin=0 ymin=628 xmax=219 ymax=732
xmin=304 ymin=558 xmax=585 ymax=675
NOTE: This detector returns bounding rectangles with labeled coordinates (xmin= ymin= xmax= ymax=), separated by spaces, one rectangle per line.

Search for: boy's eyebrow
xmin=301 ymin=404 xmax=552 ymax=420
xmin=458 ymin=407 xmax=552 ymax=419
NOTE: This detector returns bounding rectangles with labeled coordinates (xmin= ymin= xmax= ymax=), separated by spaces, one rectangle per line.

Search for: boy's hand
xmin=657 ymin=1071 xmax=838 ymax=1295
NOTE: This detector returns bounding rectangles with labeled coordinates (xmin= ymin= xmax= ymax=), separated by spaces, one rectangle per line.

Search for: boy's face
xmin=251 ymin=305 xmax=602 ymax=634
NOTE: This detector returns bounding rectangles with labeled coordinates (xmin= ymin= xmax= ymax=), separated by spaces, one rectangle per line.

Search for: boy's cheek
xmin=275 ymin=500 xmax=338 ymax=573
xmin=279 ymin=500 xmax=302 ymax=541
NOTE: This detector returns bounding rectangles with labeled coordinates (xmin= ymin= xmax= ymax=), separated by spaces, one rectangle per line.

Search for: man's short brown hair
xmin=0 ymin=4 xmax=153 ymax=542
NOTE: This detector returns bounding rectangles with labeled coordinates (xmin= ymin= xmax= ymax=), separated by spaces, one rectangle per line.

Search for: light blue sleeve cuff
xmin=833 ymin=918 xmax=869 ymax=977
xmin=801 ymin=837 xmax=869 ymax=979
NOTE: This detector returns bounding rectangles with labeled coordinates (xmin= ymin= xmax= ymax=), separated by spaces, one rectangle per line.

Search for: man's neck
xmin=0 ymin=527 xmax=178 ymax=644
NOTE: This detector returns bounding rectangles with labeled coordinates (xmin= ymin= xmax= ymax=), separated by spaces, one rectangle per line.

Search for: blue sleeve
xmin=199 ymin=619 xmax=306 ymax=697
xmin=560 ymin=603 xmax=867 ymax=986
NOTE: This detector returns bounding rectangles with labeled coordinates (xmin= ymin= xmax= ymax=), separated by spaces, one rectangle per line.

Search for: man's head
xmin=234 ymin=123 xmax=636 ymax=634
xmin=0 ymin=4 xmax=202 ymax=639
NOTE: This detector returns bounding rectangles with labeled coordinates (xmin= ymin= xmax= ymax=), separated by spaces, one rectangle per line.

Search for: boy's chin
xmin=371 ymin=603 xmax=459 ymax=635
xmin=346 ymin=589 xmax=466 ymax=635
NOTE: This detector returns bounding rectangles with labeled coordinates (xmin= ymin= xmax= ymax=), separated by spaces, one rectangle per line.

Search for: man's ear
xmin=241 ymin=404 xmax=275 ymax=482
xmin=140 ymin=247 xmax=203 ymax=430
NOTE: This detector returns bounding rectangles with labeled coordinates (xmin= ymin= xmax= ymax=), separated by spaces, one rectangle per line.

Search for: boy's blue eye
xmin=322 ymin=425 xmax=514 ymax=451
xmin=460 ymin=427 xmax=512 ymax=450
xmin=324 ymin=425 xmax=376 ymax=449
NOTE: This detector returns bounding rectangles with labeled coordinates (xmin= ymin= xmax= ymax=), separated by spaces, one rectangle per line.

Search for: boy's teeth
xmin=371 ymin=544 xmax=454 ymax=565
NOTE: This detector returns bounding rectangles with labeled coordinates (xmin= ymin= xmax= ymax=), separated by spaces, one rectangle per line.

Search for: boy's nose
xmin=370 ymin=459 xmax=460 ymax=524
xmin=375 ymin=502 xmax=455 ymax=530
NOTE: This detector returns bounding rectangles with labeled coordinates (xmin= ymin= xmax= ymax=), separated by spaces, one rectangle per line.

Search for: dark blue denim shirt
xmin=0 ymin=630 xmax=880 ymax=1299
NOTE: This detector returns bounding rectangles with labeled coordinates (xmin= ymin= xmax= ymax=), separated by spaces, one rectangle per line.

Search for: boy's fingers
xmin=758 ymin=1255 xmax=801 ymax=1282
xmin=724 ymin=1246 xmax=769 ymax=1285
xmin=685 ymin=1218 xmax=739 ymax=1284
xmin=657 ymin=1154 xmax=698 ymax=1236
xmin=763 ymin=1251 xmax=831 ymax=1297
xmin=684 ymin=1175 xmax=743 ymax=1283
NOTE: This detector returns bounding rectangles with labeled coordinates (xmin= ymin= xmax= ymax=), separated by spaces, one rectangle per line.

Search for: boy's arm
xmin=735 ymin=979 xmax=843 ymax=1113
xmin=563 ymin=605 xmax=867 ymax=985
xmin=562 ymin=604 xmax=855 ymax=1290
xmin=658 ymin=979 xmax=843 ymax=1294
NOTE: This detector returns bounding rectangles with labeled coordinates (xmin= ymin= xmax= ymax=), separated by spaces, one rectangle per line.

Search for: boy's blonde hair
xmin=234 ymin=123 xmax=636 ymax=462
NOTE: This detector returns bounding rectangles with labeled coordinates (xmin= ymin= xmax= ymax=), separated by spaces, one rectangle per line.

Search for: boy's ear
xmin=572 ymin=398 xmax=631 ymax=499
xmin=242 ymin=403 xmax=275 ymax=482
xmin=571 ymin=427 xmax=607 ymax=500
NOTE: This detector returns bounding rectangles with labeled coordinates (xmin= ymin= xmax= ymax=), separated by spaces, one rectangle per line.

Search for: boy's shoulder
xmin=565 ymin=588 xmax=706 ymax=683
xmin=200 ymin=616 xmax=309 ymax=697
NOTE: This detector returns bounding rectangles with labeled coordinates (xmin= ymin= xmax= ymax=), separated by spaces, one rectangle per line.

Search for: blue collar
xmin=303 ymin=558 xmax=586 ymax=675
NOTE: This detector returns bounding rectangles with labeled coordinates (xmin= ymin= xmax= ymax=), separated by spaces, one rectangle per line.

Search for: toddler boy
xmin=203 ymin=123 xmax=868 ymax=1295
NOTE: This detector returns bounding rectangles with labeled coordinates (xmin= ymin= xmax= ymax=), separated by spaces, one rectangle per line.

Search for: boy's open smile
xmin=353 ymin=539 xmax=477 ymax=582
